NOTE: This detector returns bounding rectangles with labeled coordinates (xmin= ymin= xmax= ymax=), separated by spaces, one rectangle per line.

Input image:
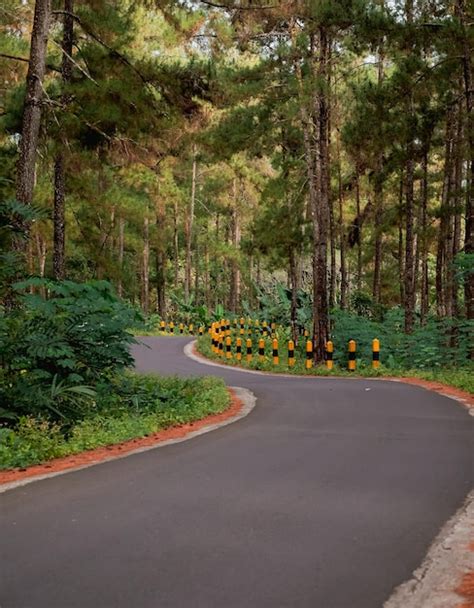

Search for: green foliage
xmin=0 ymin=373 xmax=229 ymax=469
xmin=0 ymin=279 xmax=140 ymax=422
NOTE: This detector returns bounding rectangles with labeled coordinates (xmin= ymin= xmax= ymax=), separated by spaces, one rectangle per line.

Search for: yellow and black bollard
xmin=372 ymin=338 xmax=380 ymax=369
xmin=236 ymin=338 xmax=242 ymax=362
xmin=246 ymin=338 xmax=252 ymax=362
xmin=305 ymin=340 xmax=313 ymax=370
xmin=326 ymin=340 xmax=334 ymax=370
xmin=226 ymin=336 xmax=232 ymax=359
xmin=189 ymin=323 xmax=194 ymax=335
xmin=272 ymin=338 xmax=279 ymax=365
xmin=199 ymin=326 xmax=204 ymax=336
xmin=239 ymin=317 xmax=245 ymax=336
xmin=348 ymin=340 xmax=356 ymax=371
xmin=271 ymin=322 xmax=276 ymax=337
xmin=179 ymin=323 xmax=184 ymax=335
xmin=262 ymin=321 xmax=268 ymax=337
xmin=211 ymin=332 xmax=216 ymax=353
xmin=288 ymin=340 xmax=295 ymax=367
xmin=258 ymin=338 xmax=265 ymax=362
xmin=160 ymin=320 xmax=166 ymax=332
xmin=218 ymin=336 xmax=224 ymax=357
xmin=226 ymin=320 xmax=231 ymax=336
xmin=169 ymin=321 xmax=174 ymax=334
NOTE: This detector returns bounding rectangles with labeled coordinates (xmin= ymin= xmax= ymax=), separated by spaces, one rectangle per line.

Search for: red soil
xmin=0 ymin=388 xmax=242 ymax=486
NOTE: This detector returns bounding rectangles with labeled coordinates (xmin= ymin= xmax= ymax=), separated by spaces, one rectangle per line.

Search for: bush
xmin=0 ymin=373 xmax=230 ymax=469
xmin=0 ymin=279 xmax=140 ymax=422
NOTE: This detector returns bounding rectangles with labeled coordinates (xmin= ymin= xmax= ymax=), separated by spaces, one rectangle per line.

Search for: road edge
xmin=0 ymin=386 xmax=256 ymax=494
xmin=185 ymin=340 xmax=473 ymax=411
xmin=384 ymin=490 xmax=474 ymax=608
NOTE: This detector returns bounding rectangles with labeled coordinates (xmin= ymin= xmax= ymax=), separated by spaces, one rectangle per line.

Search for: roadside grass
xmin=0 ymin=373 xmax=230 ymax=470
xmin=196 ymin=336 xmax=474 ymax=395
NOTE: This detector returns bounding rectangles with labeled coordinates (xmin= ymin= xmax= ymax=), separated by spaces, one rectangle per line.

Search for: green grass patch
xmin=0 ymin=373 xmax=230 ymax=470
xmin=196 ymin=336 xmax=474 ymax=395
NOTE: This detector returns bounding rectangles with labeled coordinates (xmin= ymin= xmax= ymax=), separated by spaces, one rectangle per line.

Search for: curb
xmin=0 ymin=386 xmax=256 ymax=494
xmin=186 ymin=341 xmax=473 ymax=411
xmin=384 ymin=491 xmax=474 ymax=607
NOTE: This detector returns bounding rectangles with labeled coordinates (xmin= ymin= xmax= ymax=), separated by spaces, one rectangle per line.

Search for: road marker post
xmin=246 ymin=338 xmax=252 ymax=362
xmin=263 ymin=321 xmax=268 ymax=337
xmin=199 ymin=326 xmax=203 ymax=336
xmin=226 ymin=337 xmax=232 ymax=359
xmin=240 ymin=317 xmax=245 ymax=336
xmin=326 ymin=341 xmax=334 ymax=370
xmin=258 ymin=338 xmax=265 ymax=362
xmin=226 ymin=320 xmax=231 ymax=336
xmin=372 ymin=338 xmax=380 ymax=369
xmin=218 ymin=335 xmax=224 ymax=357
xmin=179 ymin=323 xmax=184 ymax=335
xmin=272 ymin=338 xmax=279 ymax=365
xmin=189 ymin=324 xmax=194 ymax=335
xmin=236 ymin=338 xmax=242 ymax=361
xmin=348 ymin=340 xmax=356 ymax=371
xmin=305 ymin=340 xmax=313 ymax=369
xmin=169 ymin=321 xmax=174 ymax=334
xmin=160 ymin=320 xmax=165 ymax=332
xmin=288 ymin=340 xmax=295 ymax=367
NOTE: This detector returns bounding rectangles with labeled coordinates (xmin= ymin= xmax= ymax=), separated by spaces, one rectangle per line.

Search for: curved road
xmin=1 ymin=336 xmax=472 ymax=607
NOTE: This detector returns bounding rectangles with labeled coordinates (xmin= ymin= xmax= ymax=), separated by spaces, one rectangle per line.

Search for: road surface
xmin=1 ymin=336 xmax=472 ymax=607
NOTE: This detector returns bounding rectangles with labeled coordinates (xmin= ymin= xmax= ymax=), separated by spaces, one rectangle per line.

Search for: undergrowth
xmin=0 ymin=373 xmax=230 ymax=470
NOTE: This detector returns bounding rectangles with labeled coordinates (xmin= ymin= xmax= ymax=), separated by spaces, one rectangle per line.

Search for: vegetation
xmin=0 ymin=374 xmax=229 ymax=469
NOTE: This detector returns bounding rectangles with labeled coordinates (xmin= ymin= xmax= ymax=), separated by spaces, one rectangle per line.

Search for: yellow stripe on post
xmin=305 ymin=340 xmax=313 ymax=370
xmin=326 ymin=340 xmax=334 ymax=370
xmin=348 ymin=339 xmax=356 ymax=371
xmin=372 ymin=338 xmax=380 ymax=369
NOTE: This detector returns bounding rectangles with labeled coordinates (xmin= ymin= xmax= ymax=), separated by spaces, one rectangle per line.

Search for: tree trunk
xmin=420 ymin=145 xmax=430 ymax=324
xmin=14 ymin=0 xmax=52 ymax=251
xmin=337 ymin=137 xmax=347 ymax=309
xmin=142 ymin=216 xmax=150 ymax=314
xmin=355 ymin=166 xmax=362 ymax=292
xmin=52 ymin=0 xmax=73 ymax=280
xmin=456 ymin=0 xmax=474 ymax=322
xmin=229 ymin=178 xmax=241 ymax=313
xmin=289 ymin=247 xmax=298 ymax=342
xmin=155 ymin=196 xmax=166 ymax=317
xmin=184 ymin=145 xmax=197 ymax=302
xmin=117 ymin=217 xmax=125 ymax=298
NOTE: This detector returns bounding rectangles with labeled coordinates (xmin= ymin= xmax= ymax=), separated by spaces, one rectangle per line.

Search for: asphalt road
xmin=1 ymin=336 xmax=472 ymax=608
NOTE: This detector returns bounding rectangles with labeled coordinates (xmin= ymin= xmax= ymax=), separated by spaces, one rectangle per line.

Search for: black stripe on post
xmin=237 ymin=344 xmax=242 ymax=355
xmin=348 ymin=351 xmax=356 ymax=361
xmin=272 ymin=348 xmax=278 ymax=357
xmin=259 ymin=346 xmax=264 ymax=356
xmin=373 ymin=351 xmax=380 ymax=361
xmin=288 ymin=349 xmax=294 ymax=358
xmin=326 ymin=351 xmax=333 ymax=361
xmin=247 ymin=345 xmax=252 ymax=355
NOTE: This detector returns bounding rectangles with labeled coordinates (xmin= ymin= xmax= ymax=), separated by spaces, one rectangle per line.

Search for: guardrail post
xmin=326 ymin=340 xmax=333 ymax=370
xmin=305 ymin=340 xmax=313 ymax=369
xmin=372 ymin=338 xmax=380 ymax=369
xmin=246 ymin=338 xmax=252 ymax=362
xmin=348 ymin=339 xmax=356 ymax=371
xmin=272 ymin=338 xmax=279 ymax=365
xmin=288 ymin=340 xmax=295 ymax=367
xmin=236 ymin=338 xmax=242 ymax=361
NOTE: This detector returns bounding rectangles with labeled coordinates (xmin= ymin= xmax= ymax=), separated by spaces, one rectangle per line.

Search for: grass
xmin=0 ymin=373 xmax=230 ymax=470
xmin=196 ymin=335 xmax=474 ymax=395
